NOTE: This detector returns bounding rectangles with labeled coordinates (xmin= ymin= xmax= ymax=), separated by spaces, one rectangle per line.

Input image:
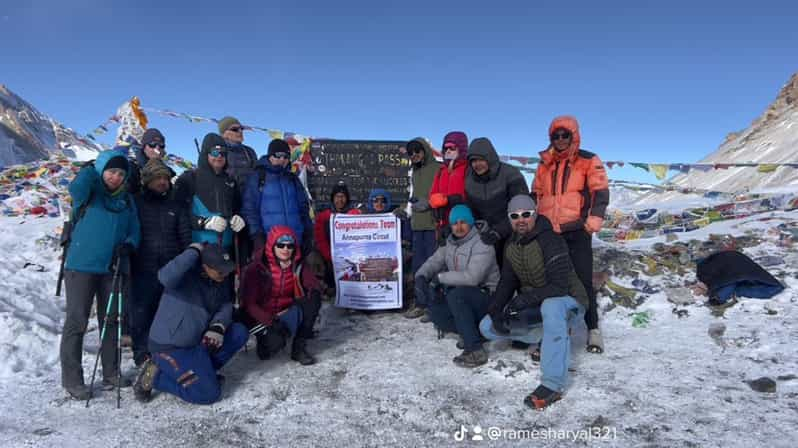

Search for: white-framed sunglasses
xmin=508 ymin=210 xmax=535 ymax=220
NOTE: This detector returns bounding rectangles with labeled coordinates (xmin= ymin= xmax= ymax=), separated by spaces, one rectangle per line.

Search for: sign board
xmin=308 ymin=140 xmax=411 ymax=211
xmin=331 ymin=213 xmax=403 ymax=310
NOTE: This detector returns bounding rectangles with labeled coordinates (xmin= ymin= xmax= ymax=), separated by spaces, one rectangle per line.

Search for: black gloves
xmin=114 ymin=242 xmax=134 ymax=259
xmin=256 ymin=320 xmax=290 ymax=360
xmin=490 ymin=311 xmax=510 ymax=335
xmin=507 ymin=291 xmax=542 ymax=314
xmin=480 ymin=229 xmax=502 ymax=246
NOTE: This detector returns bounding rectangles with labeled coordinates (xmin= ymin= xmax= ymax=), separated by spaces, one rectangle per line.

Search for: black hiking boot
xmin=291 ymin=338 xmax=317 ymax=366
xmin=524 ymin=384 xmax=562 ymax=410
xmin=65 ymin=384 xmax=91 ymax=400
xmin=452 ymin=348 xmax=488 ymax=368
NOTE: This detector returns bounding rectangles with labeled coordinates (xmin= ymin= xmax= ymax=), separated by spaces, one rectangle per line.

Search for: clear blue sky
xmin=2 ymin=0 xmax=797 ymax=184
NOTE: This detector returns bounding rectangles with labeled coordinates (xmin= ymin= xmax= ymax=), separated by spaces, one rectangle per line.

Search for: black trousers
xmin=561 ymin=229 xmax=598 ymax=330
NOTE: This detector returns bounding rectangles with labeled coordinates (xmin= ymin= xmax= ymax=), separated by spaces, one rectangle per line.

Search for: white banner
xmin=331 ymin=213 xmax=403 ymax=310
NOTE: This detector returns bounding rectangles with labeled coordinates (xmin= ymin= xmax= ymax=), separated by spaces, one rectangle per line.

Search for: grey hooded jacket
xmin=415 ymin=227 xmax=500 ymax=292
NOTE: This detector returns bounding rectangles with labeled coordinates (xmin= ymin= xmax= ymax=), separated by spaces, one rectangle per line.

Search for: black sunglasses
xmin=275 ymin=243 xmax=295 ymax=249
xmin=271 ymin=152 xmax=289 ymax=160
xmin=373 ymin=197 xmax=386 ymax=203
xmin=227 ymin=126 xmax=243 ymax=133
xmin=146 ymin=142 xmax=165 ymax=149
xmin=509 ymin=210 xmax=535 ymax=220
xmin=550 ymin=131 xmax=572 ymax=141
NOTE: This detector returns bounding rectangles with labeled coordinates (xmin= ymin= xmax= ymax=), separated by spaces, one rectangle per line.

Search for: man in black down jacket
xmin=130 ymin=158 xmax=192 ymax=366
xmin=464 ymin=137 xmax=529 ymax=265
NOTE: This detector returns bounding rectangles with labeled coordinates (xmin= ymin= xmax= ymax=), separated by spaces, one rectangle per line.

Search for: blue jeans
xmin=152 ymin=322 xmax=248 ymax=404
xmin=480 ymin=296 xmax=584 ymax=392
xmin=411 ymin=231 xmax=436 ymax=307
xmin=428 ymin=286 xmax=490 ymax=351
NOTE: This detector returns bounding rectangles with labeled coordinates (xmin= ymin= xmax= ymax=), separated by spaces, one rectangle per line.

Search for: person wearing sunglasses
xmin=366 ymin=188 xmax=414 ymax=309
xmin=416 ymin=205 xmax=500 ymax=368
xmin=429 ymin=131 xmax=469 ymax=247
xmin=174 ymin=133 xmax=246 ymax=254
xmin=479 ymin=194 xmax=588 ymax=410
xmin=532 ymin=116 xmax=609 ymax=355
xmin=404 ymin=138 xmax=441 ymax=320
xmin=240 ymin=226 xmax=322 ymax=366
xmin=464 ymin=137 xmax=529 ymax=266
xmin=218 ymin=116 xmax=258 ymax=191
xmin=125 ymin=128 xmax=175 ymax=195
xmin=241 ymin=138 xmax=313 ymax=261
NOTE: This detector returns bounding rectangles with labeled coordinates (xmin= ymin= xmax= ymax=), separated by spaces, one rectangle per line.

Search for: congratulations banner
xmin=330 ymin=213 xmax=403 ymax=310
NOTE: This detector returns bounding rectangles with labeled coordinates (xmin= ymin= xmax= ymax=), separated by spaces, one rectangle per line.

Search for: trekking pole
xmin=115 ymin=273 xmax=124 ymax=409
xmin=194 ymin=138 xmax=201 ymax=155
xmin=86 ymin=256 xmax=121 ymax=408
xmin=233 ymin=233 xmax=241 ymax=310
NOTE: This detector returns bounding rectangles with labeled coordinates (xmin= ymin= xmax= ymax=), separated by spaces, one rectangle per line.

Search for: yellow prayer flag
xmin=757 ymin=164 xmax=778 ymax=173
xmin=649 ymin=164 xmax=669 ymax=180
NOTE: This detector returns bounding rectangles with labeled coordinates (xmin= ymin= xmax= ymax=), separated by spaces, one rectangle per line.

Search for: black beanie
xmin=268 ymin=139 xmax=290 ymax=157
xmin=104 ymin=155 xmax=128 ymax=173
xmin=330 ymin=183 xmax=350 ymax=204
xmin=141 ymin=128 xmax=165 ymax=147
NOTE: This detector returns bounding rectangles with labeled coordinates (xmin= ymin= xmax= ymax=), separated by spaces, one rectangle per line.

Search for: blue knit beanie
xmin=448 ymin=205 xmax=474 ymax=226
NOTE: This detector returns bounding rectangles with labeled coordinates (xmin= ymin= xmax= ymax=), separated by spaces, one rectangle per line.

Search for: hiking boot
xmin=530 ymin=344 xmax=541 ymax=363
xmin=291 ymin=338 xmax=317 ymax=366
xmin=65 ymin=384 xmax=91 ymax=401
xmin=587 ymin=329 xmax=604 ymax=354
xmin=420 ymin=312 xmax=432 ymax=323
xmin=524 ymin=384 xmax=562 ymax=410
xmin=511 ymin=340 xmax=531 ymax=350
xmin=133 ymin=359 xmax=159 ymax=402
xmin=102 ymin=375 xmax=132 ymax=390
xmin=404 ymin=306 xmax=426 ymax=319
xmin=452 ymin=348 xmax=488 ymax=368
xmin=456 ymin=337 xmax=487 ymax=350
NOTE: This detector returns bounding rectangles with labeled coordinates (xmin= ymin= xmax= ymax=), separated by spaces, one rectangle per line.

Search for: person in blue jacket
xmin=133 ymin=243 xmax=249 ymax=405
xmin=241 ymin=138 xmax=312 ymax=258
xmin=60 ymin=150 xmax=141 ymax=400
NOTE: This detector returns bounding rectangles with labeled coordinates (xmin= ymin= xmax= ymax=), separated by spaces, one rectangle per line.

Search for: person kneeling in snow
xmin=239 ymin=226 xmax=322 ymax=365
xmin=416 ymin=205 xmax=500 ymax=367
xmin=133 ymin=243 xmax=248 ymax=404
xmin=479 ymin=194 xmax=588 ymax=410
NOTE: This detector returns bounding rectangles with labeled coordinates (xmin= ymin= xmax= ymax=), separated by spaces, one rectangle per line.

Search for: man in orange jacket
xmin=532 ymin=116 xmax=609 ymax=354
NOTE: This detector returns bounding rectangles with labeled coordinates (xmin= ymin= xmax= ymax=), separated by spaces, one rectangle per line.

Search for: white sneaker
xmin=587 ymin=329 xmax=604 ymax=354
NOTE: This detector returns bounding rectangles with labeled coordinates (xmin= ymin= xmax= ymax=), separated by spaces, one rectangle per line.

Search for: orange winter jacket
xmin=532 ymin=116 xmax=609 ymax=234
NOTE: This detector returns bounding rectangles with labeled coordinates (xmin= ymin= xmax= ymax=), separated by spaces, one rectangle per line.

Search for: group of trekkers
xmin=59 ymin=114 xmax=609 ymax=410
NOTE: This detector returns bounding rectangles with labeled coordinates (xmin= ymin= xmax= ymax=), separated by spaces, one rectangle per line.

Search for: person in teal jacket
xmin=60 ymin=149 xmax=141 ymax=400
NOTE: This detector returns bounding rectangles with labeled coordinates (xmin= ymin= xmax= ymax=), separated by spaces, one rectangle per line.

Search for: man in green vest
xmin=479 ymin=194 xmax=588 ymax=410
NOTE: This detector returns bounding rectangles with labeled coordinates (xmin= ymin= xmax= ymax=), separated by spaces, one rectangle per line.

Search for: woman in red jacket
xmin=429 ymin=131 xmax=469 ymax=243
xmin=240 ymin=226 xmax=322 ymax=365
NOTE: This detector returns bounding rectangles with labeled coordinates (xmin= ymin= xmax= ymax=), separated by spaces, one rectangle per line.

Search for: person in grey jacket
xmin=415 ymin=205 xmax=500 ymax=368
xmin=132 ymin=243 xmax=248 ymax=404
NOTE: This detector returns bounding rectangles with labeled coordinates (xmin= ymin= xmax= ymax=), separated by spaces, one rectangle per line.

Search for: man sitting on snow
xmin=479 ymin=194 xmax=588 ymax=410
xmin=133 ymin=243 xmax=248 ymax=404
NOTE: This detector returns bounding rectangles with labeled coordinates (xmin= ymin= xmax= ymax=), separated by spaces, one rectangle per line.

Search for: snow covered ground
xmin=1 ymin=215 xmax=797 ymax=447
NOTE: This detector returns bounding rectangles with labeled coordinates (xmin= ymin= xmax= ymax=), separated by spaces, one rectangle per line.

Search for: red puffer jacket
xmin=240 ymin=225 xmax=320 ymax=325
xmin=314 ymin=207 xmax=362 ymax=262
xmin=429 ymin=159 xmax=468 ymax=228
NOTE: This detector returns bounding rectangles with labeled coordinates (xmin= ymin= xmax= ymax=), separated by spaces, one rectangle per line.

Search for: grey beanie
xmin=507 ymin=194 xmax=536 ymax=213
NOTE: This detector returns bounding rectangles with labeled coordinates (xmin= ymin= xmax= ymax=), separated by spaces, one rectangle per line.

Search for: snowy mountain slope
xmin=0 ymin=84 xmax=101 ymax=167
xmin=0 ymin=213 xmax=796 ymax=447
xmin=662 ymin=73 xmax=798 ymax=195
